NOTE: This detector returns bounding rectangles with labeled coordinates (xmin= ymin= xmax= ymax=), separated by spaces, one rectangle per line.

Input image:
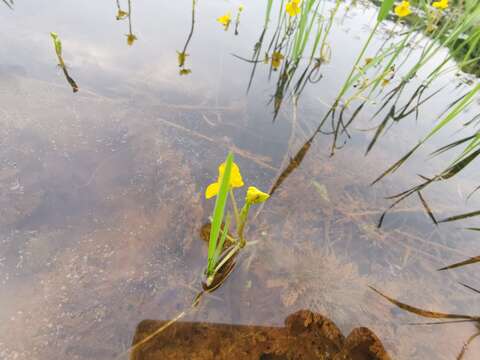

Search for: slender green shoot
xmin=206 ymin=152 xmax=233 ymax=277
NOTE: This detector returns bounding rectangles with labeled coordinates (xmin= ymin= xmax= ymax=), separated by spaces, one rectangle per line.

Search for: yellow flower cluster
xmin=432 ymin=0 xmax=448 ymax=9
xmin=217 ymin=12 xmax=232 ymax=30
xmin=394 ymin=1 xmax=412 ymax=17
xmin=205 ymin=161 xmax=269 ymax=205
xmin=286 ymin=0 xmax=301 ymax=17
xmin=206 ymin=162 xmax=244 ymax=199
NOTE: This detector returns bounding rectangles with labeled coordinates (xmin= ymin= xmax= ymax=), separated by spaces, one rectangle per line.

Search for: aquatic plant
xmin=286 ymin=0 xmax=301 ymax=17
xmin=115 ymin=0 xmax=136 ymax=46
xmin=115 ymin=0 xmax=128 ymax=20
xmin=204 ymin=152 xmax=269 ymax=288
xmin=394 ymin=1 xmax=412 ymax=17
xmin=49 ymin=32 xmax=79 ymax=92
xmin=238 ymin=0 xmax=480 ymax=224
xmin=177 ymin=0 xmax=196 ymax=75
xmin=234 ymin=4 xmax=244 ymax=35
xmin=217 ymin=11 xmax=232 ymax=31
xmin=432 ymin=0 xmax=448 ymax=10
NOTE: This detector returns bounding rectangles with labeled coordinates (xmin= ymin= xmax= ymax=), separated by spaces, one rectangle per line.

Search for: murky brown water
xmin=1 ymin=1 xmax=480 ymax=359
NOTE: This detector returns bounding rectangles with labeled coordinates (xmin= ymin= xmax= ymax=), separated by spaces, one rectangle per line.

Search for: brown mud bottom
xmin=130 ymin=310 xmax=390 ymax=360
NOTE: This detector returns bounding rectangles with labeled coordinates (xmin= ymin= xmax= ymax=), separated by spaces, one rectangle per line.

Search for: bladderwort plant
xmin=204 ymin=152 xmax=269 ymax=288
xmin=119 ymin=153 xmax=270 ymax=358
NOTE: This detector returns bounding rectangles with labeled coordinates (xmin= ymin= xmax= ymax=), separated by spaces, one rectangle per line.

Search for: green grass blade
xmin=377 ymin=0 xmax=395 ymax=22
xmin=424 ymin=84 xmax=480 ymax=142
xmin=207 ymin=152 xmax=233 ymax=275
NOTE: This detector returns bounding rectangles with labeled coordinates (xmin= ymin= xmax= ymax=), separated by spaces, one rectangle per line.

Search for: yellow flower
xmin=286 ymin=0 xmax=301 ymax=17
xmin=238 ymin=4 xmax=244 ymax=12
xmin=116 ymin=9 xmax=129 ymax=20
xmin=394 ymin=1 xmax=412 ymax=17
xmin=126 ymin=33 xmax=137 ymax=46
xmin=246 ymin=186 xmax=270 ymax=204
xmin=432 ymin=0 xmax=448 ymax=9
xmin=177 ymin=51 xmax=188 ymax=67
xmin=205 ymin=161 xmax=244 ymax=199
xmin=217 ymin=12 xmax=232 ymax=30
xmin=271 ymin=51 xmax=284 ymax=70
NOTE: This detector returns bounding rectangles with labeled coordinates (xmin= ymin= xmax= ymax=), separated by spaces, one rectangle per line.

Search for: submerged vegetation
xmin=3 ymin=0 xmax=480 ymax=357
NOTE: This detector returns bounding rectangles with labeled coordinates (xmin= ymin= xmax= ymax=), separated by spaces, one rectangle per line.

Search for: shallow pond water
xmin=1 ymin=1 xmax=480 ymax=359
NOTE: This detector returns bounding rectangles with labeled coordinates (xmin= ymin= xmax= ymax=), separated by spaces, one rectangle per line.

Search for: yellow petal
xmin=246 ymin=186 xmax=270 ymax=204
xmin=432 ymin=0 xmax=448 ymax=9
xmin=218 ymin=162 xmax=244 ymax=188
xmin=286 ymin=0 xmax=301 ymax=16
xmin=205 ymin=182 xmax=220 ymax=199
xmin=394 ymin=1 xmax=411 ymax=17
xmin=217 ymin=12 xmax=231 ymax=26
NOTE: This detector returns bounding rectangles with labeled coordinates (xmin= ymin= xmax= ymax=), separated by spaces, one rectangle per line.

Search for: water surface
xmin=1 ymin=1 xmax=480 ymax=359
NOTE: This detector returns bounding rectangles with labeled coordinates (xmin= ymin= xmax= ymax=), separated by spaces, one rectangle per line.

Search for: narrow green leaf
xmin=207 ymin=152 xmax=233 ymax=275
xmin=424 ymin=84 xmax=480 ymax=143
xmin=377 ymin=0 xmax=395 ymax=22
